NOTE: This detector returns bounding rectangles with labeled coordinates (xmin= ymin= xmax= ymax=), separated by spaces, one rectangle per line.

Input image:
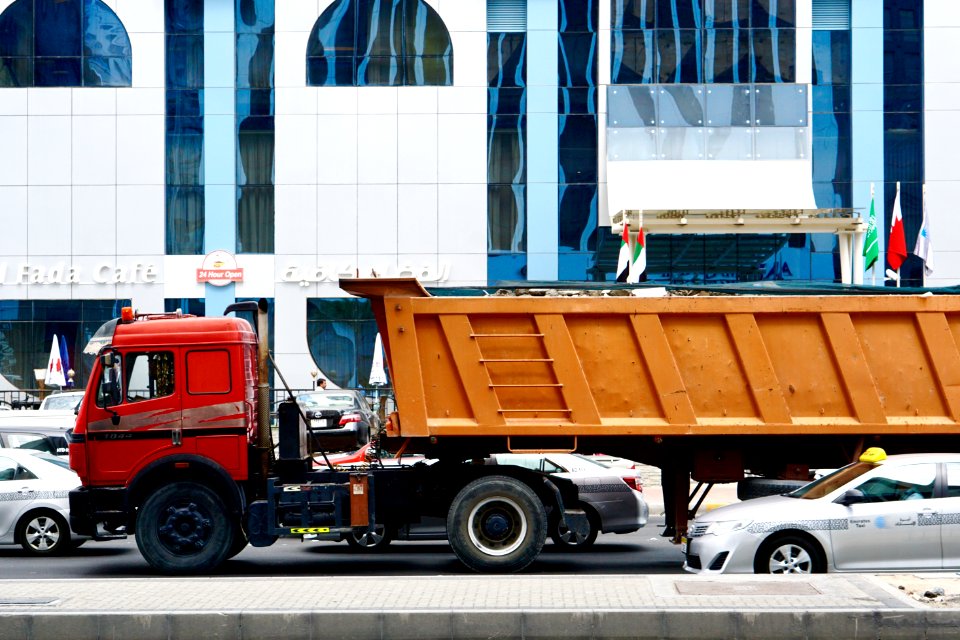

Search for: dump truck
xmin=68 ymin=279 xmax=960 ymax=573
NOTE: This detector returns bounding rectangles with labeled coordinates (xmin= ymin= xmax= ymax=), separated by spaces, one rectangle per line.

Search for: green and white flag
xmin=628 ymin=225 xmax=646 ymax=283
xmin=863 ymin=187 xmax=879 ymax=271
xmin=616 ymin=222 xmax=631 ymax=282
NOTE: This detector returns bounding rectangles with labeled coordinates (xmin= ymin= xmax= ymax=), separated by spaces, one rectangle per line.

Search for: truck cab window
xmin=126 ymin=352 xmax=176 ymax=401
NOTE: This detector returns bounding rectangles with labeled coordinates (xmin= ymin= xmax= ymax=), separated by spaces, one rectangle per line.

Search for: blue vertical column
xmin=204 ymin=0 xmax=237 ymax=315
xmin=851 ymin=0 xmax=884 ymax=282
xmin=526 ymin=0 xmax=558 ymax=280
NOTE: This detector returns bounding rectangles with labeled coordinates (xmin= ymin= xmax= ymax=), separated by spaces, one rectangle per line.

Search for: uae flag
xmin=888 ymin=183 xmax=907 ymax=272
xmin=616 ymin=222 xmax=631 ymax=282
xmin=628 ymin=225 xmax=646 ymax=283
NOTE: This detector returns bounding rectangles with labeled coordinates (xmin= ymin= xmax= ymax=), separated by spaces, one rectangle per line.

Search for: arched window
xmin=307 ymin=0 xmax=453 ymax=86
xmin=0 ymin=0 xmax=132 ymax=87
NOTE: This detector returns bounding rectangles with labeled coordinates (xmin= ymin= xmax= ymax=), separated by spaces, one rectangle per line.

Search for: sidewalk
xmin=1 ymin=572 xmax=958 ymax=639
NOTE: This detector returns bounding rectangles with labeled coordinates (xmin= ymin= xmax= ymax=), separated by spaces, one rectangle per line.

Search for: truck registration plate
xmin=680 ymin=537 xmax=688 ymax=554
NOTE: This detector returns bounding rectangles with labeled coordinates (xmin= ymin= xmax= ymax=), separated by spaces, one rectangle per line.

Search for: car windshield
xmin=26 ymin=450 xmax=72 ymax=470
xmin=298 ymin=393 xmax=358 ymax=410
xmin=42 ymin=395 xmax=82 ymax=411
xmin=786 ymin=461 xmax=877 ymax=500
xmin=571 ymin=454 xmax=615 ymax=469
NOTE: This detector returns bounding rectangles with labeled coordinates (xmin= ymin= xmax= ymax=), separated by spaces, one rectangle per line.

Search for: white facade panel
xmin=115 ymin=0 xmax=164 ymax=33
xmin=437 ymin=86 xmax=486 ymax=114
xmin=398 ymin=87 xmax=438 ymax=114
xmin=117 ymin=185 xmax=165 ymax=254
xmin=315 ymin=87 xmax=358 ymax=114
xmin=316 ymin=184 xmax=359 ymax=255
xmin=448 ymin=30 xmax=487 ymax=88
xmin=435 ymin=0 xmax=484 ymax=33
xmin=72 ymin=186 xmax=117 ymax=256
xmin=437 ymin=251 xmax=486 ymax=286
xmin=357 ymin=114 xmax=399 ymax=184
xmin=398 ymin=184 xmax=439 ymax=254
xmin=128 ymin=33 xmax=165 ymax=88
xmin=27 ymin=89 xmax=71 ymax=116
xmin=0 ymin=187 xmax=27 ymax=255
xmin=924 ymin=28 xmax=960 ymax=82
xmin=925 ymin=0 xmax=960 ymax=28
xmin=357 ymin=184 xmax=399 ymax=255
xmin=357 ymin=88 xmax=399 ymax=115
xmin=277 ymin=87 xmax=318 ymax=115
xmin=0 ymin=116 xmax=27 ymax=186
xmin=72 ymin=116 xmax=118 ymax=186
xmin=72 ymin=90 xmax=117 ymax=116
xmin=28 ymin=116 xmax=71 ymax=186
xmin=438 ymin=113 xmax=486 ymax=183
xmin=276 ymin=0 xmax=319 ymax=33
xmin=398 ymin=114 xmax=439 ymax=184
xmin=275 ymin=114 xmax=319 ymax=184
xmin=438 ymin=183 xmax=486 ymax=254
xmin=317 ymin=114 xmax=359 ymax=184
xmin=275 ymin=185 xmax=320 ymax=255
xmin=275 ymin=30 xmax=311 ymax=89
xmin=117 ymin=88 xmax=165 ymax=115
xmin=0 ymin=88 xmax=26 ymax=116
xmin=27 ymin=187 xmax=71 ymax=256
xmin=116 ymin=116 xmax=164 ymax=185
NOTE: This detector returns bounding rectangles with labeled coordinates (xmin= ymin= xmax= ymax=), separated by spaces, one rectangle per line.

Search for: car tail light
xmin=622 ymin=475 xmax=642 ymax=492
xmin=339 ymin=413 xmax=362 ymax=425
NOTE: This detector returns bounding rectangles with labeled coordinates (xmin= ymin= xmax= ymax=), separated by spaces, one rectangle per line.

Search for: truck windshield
xmin=84 ymin=318 xmax=119 ymax=356
xmin=785 ymin=462 xmax=877 ymax=500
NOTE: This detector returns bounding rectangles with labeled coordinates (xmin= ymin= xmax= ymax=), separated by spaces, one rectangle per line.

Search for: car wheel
xmin=550 ymin=509 xmax=599 ymax=549
xmin=17 ymin=509 xmax=71 ymax=555
xmin=447 ymin=475 xmax=546 ymax=573
xmin=136 ymin=481 xmax=233 ymax=574
xmin=754 ymin=535 xmax=825 ymax=574
xmin=345 ymin=524 xmax=392 ymax=551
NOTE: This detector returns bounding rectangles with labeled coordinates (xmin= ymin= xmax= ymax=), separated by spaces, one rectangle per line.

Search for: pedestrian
xmin=318 ymin=378 xmax=327 ymax=390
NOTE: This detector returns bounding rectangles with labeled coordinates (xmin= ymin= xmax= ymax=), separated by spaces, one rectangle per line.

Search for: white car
xmin=0 ymin=449 xmax=85 ymax=555
xmin=38 ymin=391 xmax=85 ymax=412
xmin=683 ymin=448 xmax=960 ymax=574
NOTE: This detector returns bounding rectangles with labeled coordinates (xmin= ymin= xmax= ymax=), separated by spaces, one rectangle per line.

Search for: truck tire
xmin=737 ymin=478 xmax=808 ymax=501
xmin=345 ymin=524 xmax=392 ymax=551
xmin=550 ymin=509 xmax=598 ymax=549
xmin=136 ymin=482 xmax=233 ymax=574
xmin=225 ymin=524 xmax=248 ymax=559
xmin=17 ymin=509 xmax=70 ymax=556
xmin=447 ymin=475 xmax=546 ymax=573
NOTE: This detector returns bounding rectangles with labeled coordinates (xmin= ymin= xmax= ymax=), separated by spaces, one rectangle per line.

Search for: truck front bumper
xmin=69 ymin=486 xmax=130 ymax=539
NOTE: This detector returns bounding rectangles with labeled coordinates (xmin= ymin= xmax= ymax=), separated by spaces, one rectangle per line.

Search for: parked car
xmin=0 ymin=428 xmax=68 ymax=456
xmin=38 ymin=391 xmax=84 ymax=412
xmin=337 ymin=451 xmax=649 ymax=552
xmin=683 ymin=448 xmax=960 ymax=574
xmin=295 ymin=390 xmax=380 ymax=452
xmin=0 ymin=448 xmax=86 ymax=555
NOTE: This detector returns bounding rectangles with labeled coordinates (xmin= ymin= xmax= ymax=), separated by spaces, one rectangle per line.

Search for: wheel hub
xmin=158 ymin=502 xmax=212 ymax=552
xmin=481 ymin=512 xmax=511 ymax=541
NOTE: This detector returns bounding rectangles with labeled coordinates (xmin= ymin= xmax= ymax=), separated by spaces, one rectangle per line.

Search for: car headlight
xmin=704 ymin=520 xmax=752 ymax=536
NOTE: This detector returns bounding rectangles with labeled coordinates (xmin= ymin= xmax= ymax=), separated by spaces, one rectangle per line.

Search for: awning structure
xmin=612 ymin=208 xmax=868 ymax=285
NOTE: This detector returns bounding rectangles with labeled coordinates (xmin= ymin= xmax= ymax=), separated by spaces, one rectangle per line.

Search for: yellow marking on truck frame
xmin=290 ymin=527 xmax=331 ymax=534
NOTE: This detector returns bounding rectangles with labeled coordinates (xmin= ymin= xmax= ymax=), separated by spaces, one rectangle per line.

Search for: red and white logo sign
xmin=196 ymin=250 xmax=244 ymax=286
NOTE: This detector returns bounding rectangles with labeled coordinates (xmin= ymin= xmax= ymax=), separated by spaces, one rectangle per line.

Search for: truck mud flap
xmin=561 ymin=509 xmax=590 ymax=538
xmin=246 ymin=500 xmax=279 ymax=547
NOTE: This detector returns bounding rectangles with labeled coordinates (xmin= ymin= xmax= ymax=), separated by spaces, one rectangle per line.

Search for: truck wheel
xmin=225 ymin=524 xmax=248 ymax=559
xmin=136 ymin=482 xmax=233 ymax=574
xmin=17 ymin=509 xmax=70 ymax=555
xmin=754 ymin=535 xmax=825 ymax=574
xmin=345 ymin=524 xmax=391 ymax=551
xmin=550 ymin=510 xmax=598 ymax=549
xmin=447 ymin=475 xmax=546 ymax=573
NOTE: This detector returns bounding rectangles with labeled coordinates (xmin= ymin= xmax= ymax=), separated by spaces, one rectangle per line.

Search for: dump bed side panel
xmin=345 ymin=280 xmax=960 ymax=438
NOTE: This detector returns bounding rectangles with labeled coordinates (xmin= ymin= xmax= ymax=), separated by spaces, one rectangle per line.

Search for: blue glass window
xmin=657 ymin=29 xmax=701 ymax=83
xmin=559 ymin=33 xmax=596 ymax=88
xmin=237 ymin=0 xmax=275 ymax=255
xmin=704 ymin=28 xmax=749 ymax=83
xmin=560 ymin=0 xmax=596 ymax=33
xmin=613 ymin=0 xmax=654 ymax=29
xmin=165 ymin=0 xmax=204 ymax=256
xmin=752 ymin=0 xmax=795 ymax=28
xmin=0 ymin=0 xmax=131 ymax=87
xmin=657 ymin=0 xmax=702 ymax=29
xmin=751 ymin=28 xmax=795 ymax=82
xmin=612 ymin=29 xmax=654 ymax=83
xmin=307 ymin=0 xmax=453 ymax=87
xmin=307 ymin=299 xmax=379 ymax=390
xmin=704 ymin=0 xmax=749 ymax=28
xmin=488 ymin=32 xmax=525 ymax=87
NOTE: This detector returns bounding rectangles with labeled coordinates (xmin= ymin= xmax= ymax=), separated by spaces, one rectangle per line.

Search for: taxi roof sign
xmin=859 ymin=447 xmax=887 ymax=464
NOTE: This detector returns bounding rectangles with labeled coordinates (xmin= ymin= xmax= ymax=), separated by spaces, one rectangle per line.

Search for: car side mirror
xmin=835 ymin=489 xmax=866 ymax=506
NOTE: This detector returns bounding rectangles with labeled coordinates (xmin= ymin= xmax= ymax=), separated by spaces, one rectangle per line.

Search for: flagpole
xmin=921 ymin=183 xmax=927 ymax=288
xmin=870 ymin=183 xmax=876 ymax=286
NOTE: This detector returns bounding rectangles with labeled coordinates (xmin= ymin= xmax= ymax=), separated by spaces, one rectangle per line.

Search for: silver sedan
xmin=683 ymin=449 xmax=960 ymax=574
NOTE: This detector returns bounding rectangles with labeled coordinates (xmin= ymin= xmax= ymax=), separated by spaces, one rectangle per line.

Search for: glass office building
xmin=0 ymin=0 xmax=947 ymax=392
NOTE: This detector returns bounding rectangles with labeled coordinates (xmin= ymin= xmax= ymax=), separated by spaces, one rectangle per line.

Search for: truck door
xmin=84 ymin=349 xmax=182 ymax=485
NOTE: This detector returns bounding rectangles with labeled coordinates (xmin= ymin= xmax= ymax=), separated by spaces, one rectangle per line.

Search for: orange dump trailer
xmin=343 ymin=278 xmax=960 ymax=538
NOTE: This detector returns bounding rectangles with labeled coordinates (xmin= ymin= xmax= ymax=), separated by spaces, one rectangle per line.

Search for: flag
xmin=887 ymin=183 xmax=907 ymax=272
xmin=914 ymin=190 xmax=933 ymax=276
xmin=616 ymin=222 xmax=631 ymax=283
xmin=59 ymin=335 xmax=72 ymax=387
xmin=369 ymin=333 xmax=387 ymax=386
xmin=862 ymin=192 xmax=879 ymax=270
xmin=628 ymin=225 xmax=646 ymax=283
xmin=44 ymin=334 xmax=66 ymax=387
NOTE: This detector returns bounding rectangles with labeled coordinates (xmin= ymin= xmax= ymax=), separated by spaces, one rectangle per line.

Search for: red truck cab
xmin=69 ymin=308 xmax=259 ymax=540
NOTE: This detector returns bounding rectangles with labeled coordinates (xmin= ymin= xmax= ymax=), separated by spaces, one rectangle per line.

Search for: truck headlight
xmin=705 ymin=520 xmax=752 ymax=536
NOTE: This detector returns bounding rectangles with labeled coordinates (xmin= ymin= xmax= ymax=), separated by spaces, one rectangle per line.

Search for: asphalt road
xmin=0 ymin=519 xmax=685 ymax=579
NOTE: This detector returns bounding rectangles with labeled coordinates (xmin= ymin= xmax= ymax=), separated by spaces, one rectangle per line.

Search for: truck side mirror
xmin=100 ymin=350 xmax=123 ymax=408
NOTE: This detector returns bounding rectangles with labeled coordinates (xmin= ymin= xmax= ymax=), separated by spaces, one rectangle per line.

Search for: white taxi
xmin=683 ymin=448 xmax=960 ymax=574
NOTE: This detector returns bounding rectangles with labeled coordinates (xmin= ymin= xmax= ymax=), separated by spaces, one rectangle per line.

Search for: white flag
xmin=369 ymin=333 xmax=387 ymax=386
xmin=44 ymin=334 xmax=66 ymax=387
xmin=914 ymin=190 xmax=934 ymax=276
